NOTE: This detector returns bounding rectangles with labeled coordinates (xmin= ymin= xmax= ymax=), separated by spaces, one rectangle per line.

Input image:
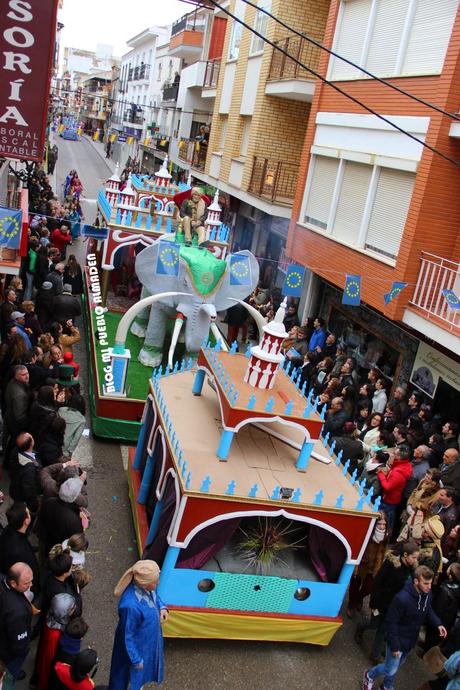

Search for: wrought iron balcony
xmin=203 ymin=59 xmax=220 ymax=89
xmin=248 ymin=156 xmax=298 ymax=206
xmin=123 ymin=109 xmax=144 ymax=125
xmin=162 ymin=82 xmax=179 ymax=101
xmin=411 ymin=253 xmax=460 ymax=331
xmin=268 ymin=35 xmax=321 ymax=81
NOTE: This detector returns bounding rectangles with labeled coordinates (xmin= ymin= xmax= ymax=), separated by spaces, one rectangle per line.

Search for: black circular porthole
xmin=198 ymin=578 xmax=215 ymax=593
xmin=294 ymin=587 xmax=311 ymax=601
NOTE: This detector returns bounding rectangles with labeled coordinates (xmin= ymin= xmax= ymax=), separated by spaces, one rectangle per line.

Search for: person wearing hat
xmin=9 ymin=311 xmax=32 ymax=350
xmin=35 ymin=281 xmax=55 ymax=328
xmin=109 ymin=560 xmax=169 ymax=690
xmin=39 ymin=478 xmax=85 ymax=553
xmin=57 ymin=364 xmax=79 ymax=389
xmin=419 ymin=515 xmax=445 ymax=578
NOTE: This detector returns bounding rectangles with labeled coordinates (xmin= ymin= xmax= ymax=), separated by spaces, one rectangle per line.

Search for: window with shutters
xmin=365 ymin=168 xmax=415 ymax=259
xmin=329 ymin=0 xmax=457 ymax=80
xmin=302 ymin=155 xmax=415 ymax=262
xmin=304 ymin=156 xmax=340 ymax=230
xmin=331 ymin=161 xmax=372 ymax=245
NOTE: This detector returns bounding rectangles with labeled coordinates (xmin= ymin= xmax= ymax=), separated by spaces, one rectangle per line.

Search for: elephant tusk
xmin=168 ymin=317 xmax=184 ymax=369
xmin=115 ymin=292 xmax=192 ymax=349
xmin=228 ymin=298 xmax=265 ymax=341
xmin=210 ymin=322 xmax=228 ymax=351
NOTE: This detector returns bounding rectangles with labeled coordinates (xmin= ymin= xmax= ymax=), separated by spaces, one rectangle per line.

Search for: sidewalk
xmin=82 ymin=134 xmax=117 ymax=175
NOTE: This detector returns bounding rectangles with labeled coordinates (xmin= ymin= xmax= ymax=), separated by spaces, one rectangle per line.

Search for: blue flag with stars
xmin=384 ymin=281 xmax=408 ymax=305
xmin=342 ymin=274 xmax=361 ymax=306
xmin=0 ymin=207 xmax=22 ymax=249
xmin=230 ymin=254 xmax=251 ymax=286
xmin=283 ymin=264 xmax=305 ymax=297
xmin=442 ymin=289 xmax=460 ymax=310
xmin=155 ymin=241 xmax=180 ymax=276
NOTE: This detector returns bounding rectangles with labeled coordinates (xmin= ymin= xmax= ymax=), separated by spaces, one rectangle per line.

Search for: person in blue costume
xmin=108 ymin=560 xmax=168 ymax=689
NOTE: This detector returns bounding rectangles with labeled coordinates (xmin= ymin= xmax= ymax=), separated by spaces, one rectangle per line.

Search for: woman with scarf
xmin=108 ymin=560 xmax=169 ymax=690
xmin=347 ymin=513 xmax=390 ymax=618
xmin=36 ymin=593 xmax=76 ymax=690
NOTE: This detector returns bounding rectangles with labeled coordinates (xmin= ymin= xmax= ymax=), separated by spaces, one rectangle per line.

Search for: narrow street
xmin=17 ymin=134 xmax=429 ymax=690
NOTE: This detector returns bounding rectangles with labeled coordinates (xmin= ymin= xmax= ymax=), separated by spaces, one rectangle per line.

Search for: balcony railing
xmin=248 ymin=156 xmax=298 ymax=205
xmin=130 ymin=64 xmax=150 ymax=81
xmin=203 ymin=59 xmax=220 ymax=89
xmin=268 ymin=35 xmax=322 ymax=81
xmin=178 ymin=138 xmax=195 ymax=164
xmin=123 ymin=109 xmax=144 ymax=124
xmin=171 ymin=12 xmax=206 ymax=36
xmin=162 ymin=82 xmax=179 ymax=101
xmin=411 ymin=253 xmax=460 ymax=331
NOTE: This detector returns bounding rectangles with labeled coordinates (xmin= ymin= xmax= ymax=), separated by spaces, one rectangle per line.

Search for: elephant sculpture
xmin=129 ymin=237 xmax=260 ymax=367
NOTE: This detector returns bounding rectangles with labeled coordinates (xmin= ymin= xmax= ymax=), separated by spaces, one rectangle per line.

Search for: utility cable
xmin=240 ymin=0 xmax=460 ymax=122
xmin=206 ymin=0 xmax=460 ymax=168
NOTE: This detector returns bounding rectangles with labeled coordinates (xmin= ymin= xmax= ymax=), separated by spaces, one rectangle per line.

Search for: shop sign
xmin=117 ymin=135 xmax=127 ymax=142
xmin=410 ymin=341 xmax=460 ymax=398
xmin=0 ymin=0 xmax=59 ymax=161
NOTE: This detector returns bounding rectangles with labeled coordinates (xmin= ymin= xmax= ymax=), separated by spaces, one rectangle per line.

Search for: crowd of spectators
xmin=0 ymin=168 xmax=104 ymax=689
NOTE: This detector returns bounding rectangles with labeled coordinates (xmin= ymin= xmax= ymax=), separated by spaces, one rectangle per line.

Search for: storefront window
xmin=327 ymin=305 xmax=401 ymax=384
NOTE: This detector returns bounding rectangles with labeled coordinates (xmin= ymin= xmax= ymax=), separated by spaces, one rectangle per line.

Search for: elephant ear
xmin=135 ymin=241 xmax=189 ymax=302
xmin=214 ymin=250 xmax=260 ymax=312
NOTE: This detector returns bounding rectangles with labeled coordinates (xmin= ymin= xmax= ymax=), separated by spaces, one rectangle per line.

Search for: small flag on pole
xmin=384 ymin=281 xmax=408 ymax=305
xmin=58 ymin=124 xmax=65 ymax=133
xmin=93 ymin=130 xmax=100 ymax=141
xmin=442 ymin=289 xmax=460 ymax=310
xmin=127 ymin=136 xmax=133 ymax=145
xmin=77 ymin=128 xmax=82 ymax=136
xmin=283 ymin=264 xmax=305 ymax=297
xmin=144 ymin=136 xmax=150 ymax=146
xmin=342 ymin=274 xmax=361 ymax=306
xmin=109 ymin=133 xmax=116 ymax=143
xmin=156 ymin=241 xmax=181 ymax=277
xmin=229 ymin=255 xmax=251 ymax=286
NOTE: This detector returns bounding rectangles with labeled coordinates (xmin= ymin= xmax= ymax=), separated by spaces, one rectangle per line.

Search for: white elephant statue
xmin=129 ymin=238 xmax=260 ymax=367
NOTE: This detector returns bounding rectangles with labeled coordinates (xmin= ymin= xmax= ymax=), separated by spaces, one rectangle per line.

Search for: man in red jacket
xmin=51 ymin=223 xmax=72 ymax=260
xmin=377 ymin=443 xmax=413 ymax=534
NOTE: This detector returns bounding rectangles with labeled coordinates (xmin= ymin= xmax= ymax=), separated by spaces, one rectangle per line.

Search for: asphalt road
xmin=12 ymin=135 xmax=430 ymax=689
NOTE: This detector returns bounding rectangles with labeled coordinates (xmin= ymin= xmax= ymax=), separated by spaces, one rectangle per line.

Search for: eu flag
xmin=442 ymin=289 xmax=460 ymax=310
xmin=230 ymin=255 xmax=251 ymax=286
xmin=283 ymin=264 xmax=305 ymax=297
xmin=156 ymin=241 xmax=180 ymax=276
xmin=0 ymin=207 xmax=22 ymax=249
xmin=384 ymin=281 xmax=408 ymax=305
xmin=342 ymin=274 xmax=361 ymax=306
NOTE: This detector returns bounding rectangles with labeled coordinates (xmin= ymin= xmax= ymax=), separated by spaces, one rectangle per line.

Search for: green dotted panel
xmin=205 ymin=572 xmax=297 ymax=613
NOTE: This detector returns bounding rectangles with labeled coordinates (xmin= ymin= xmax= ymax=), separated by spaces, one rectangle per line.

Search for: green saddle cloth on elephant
xmin=179 ymin=245 xmax=227 ymax=297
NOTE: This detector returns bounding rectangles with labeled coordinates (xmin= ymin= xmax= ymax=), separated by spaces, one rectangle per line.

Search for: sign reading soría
xmin=0 ymin=0 xmax=59 ymax=161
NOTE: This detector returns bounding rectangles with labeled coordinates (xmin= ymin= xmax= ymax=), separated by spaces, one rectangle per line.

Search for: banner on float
xmin=0 ymin=207 xmax=23 ymax=249
xmin=410 ymin=340 xmax=460 ymax=399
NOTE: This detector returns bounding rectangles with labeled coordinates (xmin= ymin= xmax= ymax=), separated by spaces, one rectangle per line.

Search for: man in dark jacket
xmin=0 ymin=564 xmax=34 ymax=681
xmin=0 ymin=288 xmax=17 ymax=339
xmin=38 ymin=477 xmax=84 ymax=552
xmin=2 ymin=365 xmax=32 ymax=468
xmin=9 ymin=433 xmax=42 ymax=515
xmin=322 ymin=397 xmax=348 ymax=437
xmin=45 ymin=262 xmax=65 ymax=296
xmin=0 ymin=503 xmax=39 ymax=595
xmin=363 ymin=565 xmax=446 ymax=690
xmin=53 ymin=284 xmax=81 ymax=325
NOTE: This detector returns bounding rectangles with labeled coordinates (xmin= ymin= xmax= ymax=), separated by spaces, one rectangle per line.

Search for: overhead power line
xmin=205 ymin=0 xmax=460 ymax=169
xmin=240 ymin=0 xmax=460 ymax=123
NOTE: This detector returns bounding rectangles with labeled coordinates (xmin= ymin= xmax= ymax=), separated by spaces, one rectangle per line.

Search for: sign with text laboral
xmin=0 ymin=1 xmax=59 ymax=161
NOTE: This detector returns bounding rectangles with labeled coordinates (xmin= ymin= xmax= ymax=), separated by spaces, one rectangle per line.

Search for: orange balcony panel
xmin=169 ymin=30 xmax=204 ymax=51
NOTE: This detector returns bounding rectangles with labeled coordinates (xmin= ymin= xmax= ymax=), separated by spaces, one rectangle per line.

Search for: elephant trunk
xmin=183 ymin=299 xmax=217 ymax=353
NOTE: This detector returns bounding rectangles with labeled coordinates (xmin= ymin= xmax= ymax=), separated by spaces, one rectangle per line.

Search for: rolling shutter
xmin=332 ymin=161 xmax=372 ymax=245
xmin=304 ymin=156 xmax=339 ymax=230
xmin=365 ymin=167 xmax=415 ymax=259
xmin=330 ymin=0 xmax=372 ymax=80
xmin=403 ymin=0 xmax=458 ymax=75
xmin=365 ymin=0 xmax=410 ymax=76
